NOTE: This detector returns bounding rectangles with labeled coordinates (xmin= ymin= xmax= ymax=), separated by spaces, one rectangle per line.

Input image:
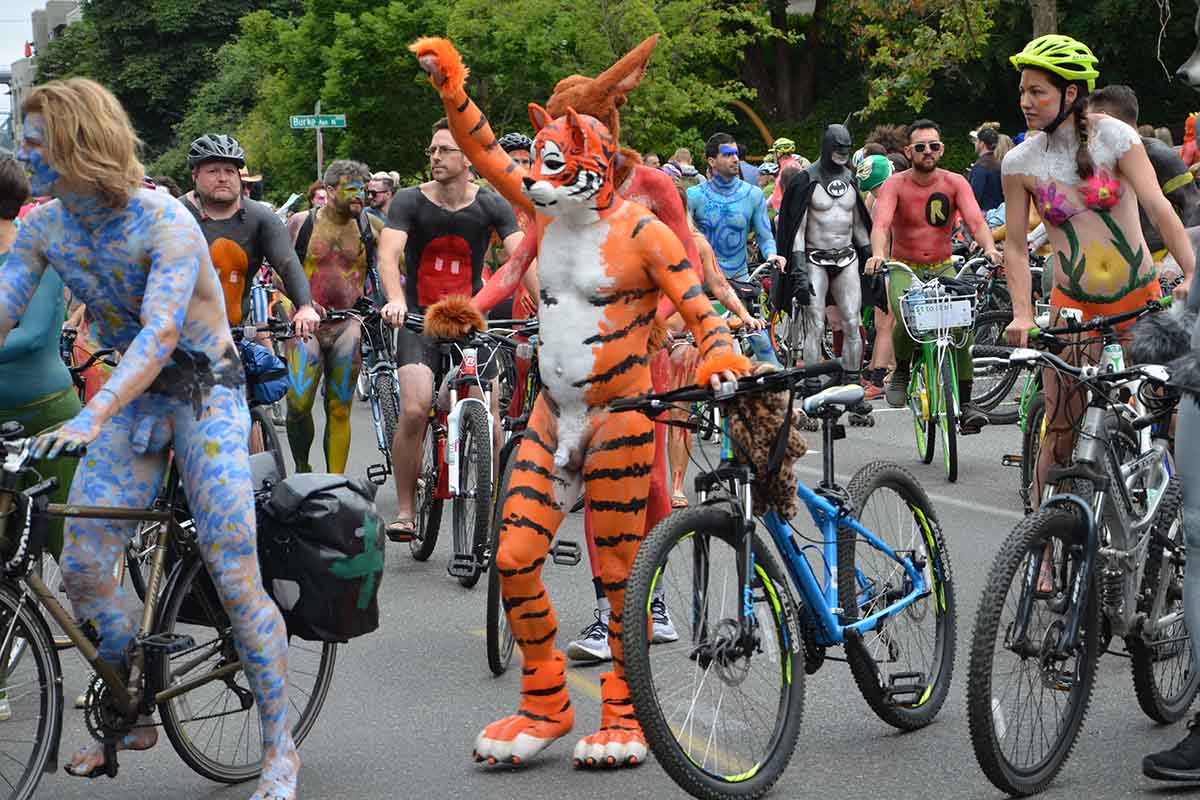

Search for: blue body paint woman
xmin=0 ymin=78 xmax=298 ymax=799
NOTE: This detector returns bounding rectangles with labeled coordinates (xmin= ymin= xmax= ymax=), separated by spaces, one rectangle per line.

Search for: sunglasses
xmin=366 ymin=190 xmax=391 ymax=198
xmin=911 ymin=142 xmax=943 ymax=154
xmin=425 ymin=145 xmax=462 ymax=157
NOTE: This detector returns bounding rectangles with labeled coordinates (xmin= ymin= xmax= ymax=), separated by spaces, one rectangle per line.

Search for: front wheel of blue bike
xmin=625 ymin=506 xmax=804 ymax=799
xmin=839 ymin=461 xmax=956 ymax=730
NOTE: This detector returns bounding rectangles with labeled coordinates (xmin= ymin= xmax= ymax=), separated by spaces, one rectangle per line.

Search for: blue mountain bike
xmin=615 ymin=362 xmax=956 ymax=799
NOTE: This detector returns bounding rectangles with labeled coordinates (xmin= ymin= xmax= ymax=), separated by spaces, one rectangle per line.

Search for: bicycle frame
xmin=700 ymin=412 xmax=930 ymax=649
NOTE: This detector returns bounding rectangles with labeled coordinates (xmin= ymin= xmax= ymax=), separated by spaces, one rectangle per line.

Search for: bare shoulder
xmin=1089 ymin=115 xmax=1140 ymax=168
xmin=1000 ymin=134 xmax=1043 ymax=177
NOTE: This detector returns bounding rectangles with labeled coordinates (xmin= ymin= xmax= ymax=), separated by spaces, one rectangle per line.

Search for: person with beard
xmin=285 ymin=158 xmax=383 ymax=474
xmin=376 ymin=118 xmax=522 ymax=541
xmin=865 ymin=119 xmax=1000 ymax=428
xmin=181 ymin=134 xmax=319 ymax=338
xmin=366 ymin=171 xmax=395 ymax=222
xmin=776 ymin=124 xmax=877 ymax=415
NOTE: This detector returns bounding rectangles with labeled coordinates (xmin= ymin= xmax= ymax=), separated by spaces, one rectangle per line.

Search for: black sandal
xmin=64 ymin=742 xmax=119 ymax=779
xmin=386 ymin=517 xmax=416 ymax=542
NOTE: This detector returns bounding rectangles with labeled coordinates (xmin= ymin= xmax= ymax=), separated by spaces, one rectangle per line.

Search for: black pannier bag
xmin=257 ymin=474 xmax=385 ymax=643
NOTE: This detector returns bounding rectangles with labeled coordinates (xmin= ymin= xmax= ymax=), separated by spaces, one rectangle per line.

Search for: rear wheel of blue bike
xmin=839 ymin=461 xmax=956 ymax=729
xmin=625 ymin=506 xmax=804 ymax=799
xmin=966 ymin=508 xmax=1098 ymax=796
xmin=909 ymin=359 xmax=936 ymax=464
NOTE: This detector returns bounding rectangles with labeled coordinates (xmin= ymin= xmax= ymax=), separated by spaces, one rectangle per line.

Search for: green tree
xmin=37 ymin=0 xmax=301 ymax=156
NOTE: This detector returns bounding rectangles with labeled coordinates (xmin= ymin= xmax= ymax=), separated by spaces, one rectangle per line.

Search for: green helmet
xmin=770 ymin=137 xmax=796 ymax=154
xmin=1010 ymin=34 xmax=1099 ymax=92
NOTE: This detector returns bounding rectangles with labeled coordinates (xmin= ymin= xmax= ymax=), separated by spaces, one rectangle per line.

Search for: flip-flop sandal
xmin=64 ymin=741 xmax=120 ymax=779
xmin=386 ymin=517 xmax=417 ymax=543
xmin=671 ymin=494 xmax=689 ymax=509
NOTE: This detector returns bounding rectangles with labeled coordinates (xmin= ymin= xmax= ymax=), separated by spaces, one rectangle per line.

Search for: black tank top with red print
xmin=385 ymin=186 xmax=519 ymax=312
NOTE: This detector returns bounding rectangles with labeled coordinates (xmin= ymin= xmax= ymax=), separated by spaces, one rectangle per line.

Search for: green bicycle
xmin=884 ymin=261 xmax=979 ymax=483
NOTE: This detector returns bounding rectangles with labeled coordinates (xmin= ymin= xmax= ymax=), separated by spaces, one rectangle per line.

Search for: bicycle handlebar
xmin=231 ymin=319 xmax=294 ymax=342
xmin=1030 ymin=296 xmax=1171 ymax=340
xmin=610 ymin=359 xmax=845 ymax=414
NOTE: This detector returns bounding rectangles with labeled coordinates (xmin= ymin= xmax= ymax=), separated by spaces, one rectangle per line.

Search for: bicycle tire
xmin=966 ymin=508 xmax=1099 ymax=796
xmin=1130 ymin=479 xmax=1200 ymax=723
xmin=157 ymin=558 xmax=337 ymax=784
xmin=250 ymin=405 xmax=288 ymax=481
xmin=486 ymin=437 xmax=520 ymax=675
xmin=0 ymin=583 xmax=63 ymax=800
xmin=625 ymin=505 xmax=804 ymax=799
xmin=410 ymin=425 xmax=443 ymax=562
xmin=372 ymin=370 xmax=400 ymax=464
xmin=939 ymin=355 xmax=958 ymax=482
xmin=909 ymin=358 xmax=936 ymax=464
xmin=839 ymin=461 xmax=956 ymax=729
xmin=1019 ymin=392 xmax=1046 ymax=511
xmin=972 ymin=310 xmax=1019 ymax=418
xmin=452 ymin=403 xmax=491 ymax=589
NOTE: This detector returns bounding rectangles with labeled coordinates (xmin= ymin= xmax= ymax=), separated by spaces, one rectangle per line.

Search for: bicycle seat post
xmin=820 ymin=415 xmax=837 ymax=489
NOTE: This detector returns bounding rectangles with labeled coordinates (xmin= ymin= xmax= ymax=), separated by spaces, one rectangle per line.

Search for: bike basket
xmin=257 ymin=474 xmax=385 ymax=643
xmin=900 ymin=287 xmax=976 ymax=342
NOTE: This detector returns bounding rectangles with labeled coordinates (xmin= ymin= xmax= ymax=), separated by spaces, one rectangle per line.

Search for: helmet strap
xmin=1041 ymin=93 xmax=1072 ymax=135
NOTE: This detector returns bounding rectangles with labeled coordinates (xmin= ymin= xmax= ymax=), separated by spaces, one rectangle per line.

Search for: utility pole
xmin=315 ymin=99 xmax=323 ymax=181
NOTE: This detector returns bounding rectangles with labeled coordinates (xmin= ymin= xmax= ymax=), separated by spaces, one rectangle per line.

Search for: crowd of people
xmin=4 ymin=26 xmax=1200 ymax=799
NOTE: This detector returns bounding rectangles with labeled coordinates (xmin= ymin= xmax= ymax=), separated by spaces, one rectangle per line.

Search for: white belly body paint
xmin=536 ymin=218 xmax=614 ymax=484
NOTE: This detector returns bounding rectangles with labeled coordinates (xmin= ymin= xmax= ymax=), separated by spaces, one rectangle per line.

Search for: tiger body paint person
xmin=410 ymin=37 xmax=750 ymax=769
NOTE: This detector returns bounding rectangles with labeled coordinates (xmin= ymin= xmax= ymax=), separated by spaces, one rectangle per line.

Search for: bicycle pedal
xmin=136 ymin=632 xmax=195 ymax=655
xmin=366 ymin=463 xmax=390 ymax=485
xmin=447 ymin=554 xmax=480 ymax=578
xmin=883 ymin=671 xmax=928 ymax=704
xmin=848 ymin=414 xmax=875 ymax=427
xmin=549 ymin=540 xmax=582 ymax=567
xmin=1001 ymin=454 xmax=1022 ymax=468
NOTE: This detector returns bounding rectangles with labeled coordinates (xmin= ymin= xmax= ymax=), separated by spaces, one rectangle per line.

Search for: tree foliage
xmin=33 ymin=0 xmax=1200 ymax=195
xmin=37 ymin=0 xmax=301 ymax=154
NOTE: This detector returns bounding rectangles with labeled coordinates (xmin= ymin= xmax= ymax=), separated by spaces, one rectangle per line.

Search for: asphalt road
xmin=33 ymin=397 xmax=1200 ymax=800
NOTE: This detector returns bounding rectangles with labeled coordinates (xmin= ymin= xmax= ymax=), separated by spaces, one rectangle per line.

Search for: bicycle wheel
xmin=249 ymin=406 xmax=287 ymax=481
xmin=972 ymin=310 xmax=1019 ymax=419
xmin=486 ymin=437 xmax=519 ymax=675
xmin=625 ymin=506 xmax=804 ymax=799
xmin=157 ymin=558 xmax=337 ymax=784
xmin=1130 ymin=479 xmax=1200 ymax=723
xmin=839 ymin=461 xmax=956 ymax=729
xmin=1019 ymin=392 xmax=1046 ymax=511
xmin=410 ymin=424 xmax=443 ymax=562
xmin=938 ymin=356 xmax=958 ymax=482
xmin=967 ymin=508 xmax=1099 ymax=796
xmin=0 ymin=583 xmax=63 ymax=800
xmin=451 ymin=403 xmax=491 ymax=589
xmin=909 ymin=357 xmax=936 ymax=464
xmin=371 ymin=370 xmax=400 ymax=458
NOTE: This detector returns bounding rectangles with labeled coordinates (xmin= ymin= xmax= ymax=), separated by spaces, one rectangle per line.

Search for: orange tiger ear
xmin=529 ymin=103 xmax=553 ymax=132
xmin=565 ymin=107 xmax=588 ymax=155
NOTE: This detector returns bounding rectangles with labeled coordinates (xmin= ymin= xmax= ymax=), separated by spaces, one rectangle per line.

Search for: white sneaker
xmin=0 ymin=697 xmax=10 ymax=721
xmin=75 ymin=691 xmax=87 ymax=709
xmin=566 ymin=609 xmax=611 ymax=662
xmin=651 ymin=592 xmax=679 ymax=644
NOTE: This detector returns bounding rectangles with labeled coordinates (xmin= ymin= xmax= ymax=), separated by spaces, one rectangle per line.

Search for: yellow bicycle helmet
xmin=770 ymin=137 xmax=796 ymax=154
xmin=1010 ymin=34 xmax=1099 ymax=92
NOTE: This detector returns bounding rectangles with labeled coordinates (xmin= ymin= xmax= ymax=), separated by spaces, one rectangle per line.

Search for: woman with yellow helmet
xmin=993 ymin=33 xmax=1199 ymax=789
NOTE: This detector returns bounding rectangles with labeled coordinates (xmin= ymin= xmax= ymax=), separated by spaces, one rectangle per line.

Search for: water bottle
xmin=250 ymin=280 xmax=271 ymax=326
xmin=1101 ymin=342 xmax=1124 ymax=372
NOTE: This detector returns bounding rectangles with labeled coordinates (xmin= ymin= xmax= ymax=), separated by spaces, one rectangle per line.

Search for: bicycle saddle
xmin=801 ymin=384 xmax=865 ymax=416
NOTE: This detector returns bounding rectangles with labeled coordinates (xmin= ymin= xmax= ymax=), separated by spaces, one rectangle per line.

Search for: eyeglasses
xmin=911 ymin=142 xmax=943 ymax=154
xmin=425 ymin=145 xmax=462 ymax=157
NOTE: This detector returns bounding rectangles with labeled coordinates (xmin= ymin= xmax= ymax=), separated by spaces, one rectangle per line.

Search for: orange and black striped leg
xmin=474 ymin=396 xmax=574 ymax=766
xmin=572 ymin=409 xmax=654 ymax=769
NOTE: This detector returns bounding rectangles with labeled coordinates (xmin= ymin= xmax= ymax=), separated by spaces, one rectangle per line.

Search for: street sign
xmin=290 ymin=114 xmax=346 ymax=129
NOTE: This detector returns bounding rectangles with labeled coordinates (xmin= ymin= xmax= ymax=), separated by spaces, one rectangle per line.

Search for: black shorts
xmin=395 ymin=327 xmax=499 ymax=380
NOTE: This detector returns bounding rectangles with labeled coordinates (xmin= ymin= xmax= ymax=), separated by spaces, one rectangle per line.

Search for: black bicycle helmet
xmin=187 ymin=134 xmax=246 ymax=169
xmin=497 ymin=132 xmax=534 ymax=154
